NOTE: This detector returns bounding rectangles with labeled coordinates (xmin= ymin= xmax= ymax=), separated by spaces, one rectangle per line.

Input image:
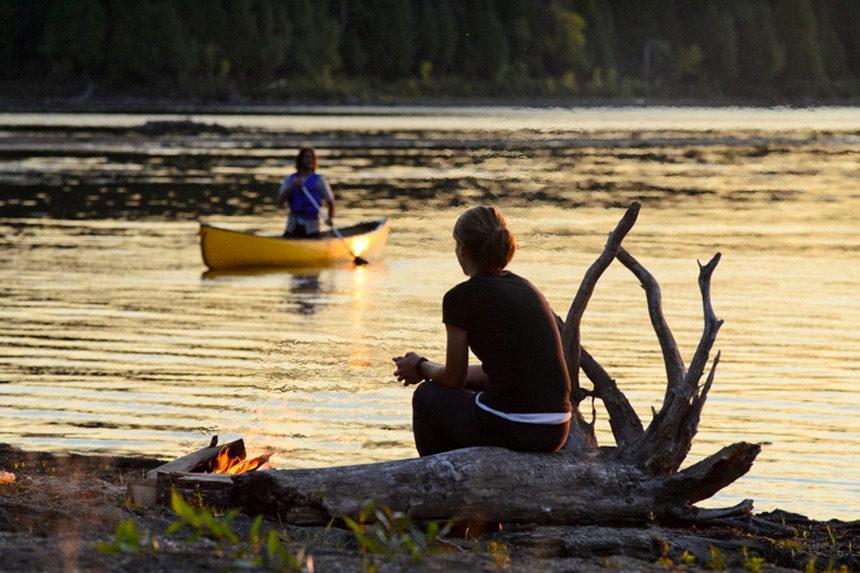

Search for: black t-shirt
xmin=442 ymin=272 xmax=571 ymax=415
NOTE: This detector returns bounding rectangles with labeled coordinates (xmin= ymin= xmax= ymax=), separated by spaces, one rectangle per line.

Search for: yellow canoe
xmin=199 ymin=218 xmax=390 ymax=270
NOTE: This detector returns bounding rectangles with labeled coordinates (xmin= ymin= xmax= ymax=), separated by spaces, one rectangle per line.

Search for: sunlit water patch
xmin=1 ymin=108 xmax=859 ymax=520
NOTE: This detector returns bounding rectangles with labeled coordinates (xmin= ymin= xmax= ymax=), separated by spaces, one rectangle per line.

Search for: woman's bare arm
xmin=464 ymin=364 xmax=488 ymax=391
xmin=393 ymin=324 xmax=474 ymax=388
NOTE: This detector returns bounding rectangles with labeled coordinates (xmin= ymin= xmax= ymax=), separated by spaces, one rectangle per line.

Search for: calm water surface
xmin=0 ymin=107 xmax=858 ymax=520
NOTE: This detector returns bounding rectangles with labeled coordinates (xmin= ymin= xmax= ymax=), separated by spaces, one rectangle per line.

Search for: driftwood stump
xmin=189 ymin=203 xmax=787 ymax=536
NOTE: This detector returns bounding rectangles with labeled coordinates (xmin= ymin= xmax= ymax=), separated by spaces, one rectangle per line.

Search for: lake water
xmin=0 ymin=106 xmax=858 ymax=520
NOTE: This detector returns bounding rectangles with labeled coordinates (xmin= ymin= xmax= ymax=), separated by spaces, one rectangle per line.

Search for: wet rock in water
xmin=134 ymin=119 xmax=230 ymax=135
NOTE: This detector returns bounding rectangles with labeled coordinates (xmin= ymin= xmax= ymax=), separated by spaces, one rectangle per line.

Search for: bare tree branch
xmin=685 ymin=254 xmax=724 ymax=399
xmin=624 ymin=253 xmax=724 ymax=474
xmin=581 ymin=347 xmax=643 ymax=446
xmin=616 ymin=247 xmax=686 ymax=393
xmin=656 ymin=441 xmax=760 ymax=505
xmin=555 ymin=309 xmax=642 ymax=447
xmin=562 ymin=201 xmax=640 ymax=448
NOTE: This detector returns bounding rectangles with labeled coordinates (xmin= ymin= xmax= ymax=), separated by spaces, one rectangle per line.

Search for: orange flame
xmin=210 ymin=446 xmax=273 ymax=474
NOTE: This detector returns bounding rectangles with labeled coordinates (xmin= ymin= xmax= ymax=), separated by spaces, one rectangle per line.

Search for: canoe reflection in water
xmin=288 ymin=273 xmax=323 ymax=316
xmin=201 ymin=266 xmax=335 ymax=316
xmin=199 ymin=263 xmax=373 ymax=370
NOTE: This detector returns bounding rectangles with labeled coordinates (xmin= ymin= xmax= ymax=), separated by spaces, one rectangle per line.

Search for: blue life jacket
xmin=288 ymin=173 xmax=322 ymax=220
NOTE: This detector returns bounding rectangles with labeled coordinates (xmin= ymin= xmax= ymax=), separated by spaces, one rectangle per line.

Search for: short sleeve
xmin=278 ymin=174 xmax=293 ymax=195
xmin=316 ymin=175 xmax=333 ymax=200
xmin=442 ymin=283 xmax=470 ymax=330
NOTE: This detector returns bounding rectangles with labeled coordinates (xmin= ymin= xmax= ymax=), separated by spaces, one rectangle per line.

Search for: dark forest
xmin=3 ymin=0 xmax=859 ymax=105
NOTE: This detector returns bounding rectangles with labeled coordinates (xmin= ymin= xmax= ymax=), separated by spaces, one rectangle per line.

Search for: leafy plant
xmin=96 ymin=518 xmax=157 ymax=554
xmin=166 ymin=488 xmax=239 ymax=553
xmin=233 ymin=516 xmax=311 ymax=572
xmin=741 ymin=546 xmax=765 ymax=572
xmin=342 ymin=499 xmax=452 ymax=571
xmin=100 ymin=490 xmax=313 ymax=570
xmin=656 ymin=540 xmax=673 ymax=566
xmin=680 ymin=549 xmax=695 ymax=565
xmin=707 ymin=544 xmax=727 ymax=571
xmin=310 ymin=516 xmax=352 ymax=550
xmin=488 ymin=540 xmax=509 ymax=569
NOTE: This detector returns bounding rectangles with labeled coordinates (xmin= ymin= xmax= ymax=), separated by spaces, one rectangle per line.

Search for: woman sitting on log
xmin=393 ymin=206 xmax=572 ymax=456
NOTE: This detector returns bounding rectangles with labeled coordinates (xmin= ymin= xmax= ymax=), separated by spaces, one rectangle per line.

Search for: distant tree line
xmin=2 ymin=0 xmax=859 ymax=103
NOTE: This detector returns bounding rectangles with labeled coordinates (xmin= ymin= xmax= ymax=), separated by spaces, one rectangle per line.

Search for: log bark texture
xmin=232 ymin=442 xmax=762 ymax=529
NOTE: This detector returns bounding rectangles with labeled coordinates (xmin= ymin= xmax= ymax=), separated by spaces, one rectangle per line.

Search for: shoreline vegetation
xmin=1 ymin=442 xmax=859 ymax=572
xmin=5 ymin=96 xmax=860 ymax=115
xmin=5 ymin=0 xmax=860 ymax=114
xmin=2 ymin=85 xmax=860 ymax=116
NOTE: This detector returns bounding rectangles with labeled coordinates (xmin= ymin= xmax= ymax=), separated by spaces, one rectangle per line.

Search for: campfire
xmin=208 ymin=444 xmax=272 ymax=475
xmin=127 ymin=436 xmax=273 ymax=507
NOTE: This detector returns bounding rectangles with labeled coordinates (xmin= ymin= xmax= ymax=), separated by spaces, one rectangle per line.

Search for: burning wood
xmin=208 ymin=447 xmax=272 ymax=475
xmin=126 ymin=436 xmax=271 ymax=507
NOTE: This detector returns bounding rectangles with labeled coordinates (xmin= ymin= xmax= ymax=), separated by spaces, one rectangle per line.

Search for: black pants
xmin=411 ymin=381 xmax=570 ymax=457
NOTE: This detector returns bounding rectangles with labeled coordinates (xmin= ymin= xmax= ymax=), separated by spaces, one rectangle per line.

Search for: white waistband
xmin=476 ymin=392 xmax=571 ymax=425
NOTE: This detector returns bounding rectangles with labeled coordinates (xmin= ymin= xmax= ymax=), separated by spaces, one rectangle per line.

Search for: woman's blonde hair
xmin=453 ymin=206 xmax=516 ymax=275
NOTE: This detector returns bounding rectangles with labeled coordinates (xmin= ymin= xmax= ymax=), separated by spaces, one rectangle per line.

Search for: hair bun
xmin=454 ymin=206 xmax=516 ymax=275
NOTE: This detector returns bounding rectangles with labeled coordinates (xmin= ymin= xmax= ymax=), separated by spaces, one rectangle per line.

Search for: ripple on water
xmin=1 ymin=110 xmax=859 ymax=519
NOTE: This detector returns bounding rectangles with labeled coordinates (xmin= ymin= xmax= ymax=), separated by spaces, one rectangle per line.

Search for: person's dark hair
xmin=453 ymin=206 xmax=516 ymax=275
xmin=296 ymin=146 xmax=318 ymax=171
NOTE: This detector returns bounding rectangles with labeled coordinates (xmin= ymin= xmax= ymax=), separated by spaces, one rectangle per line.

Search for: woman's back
xmin=443 ymin=271 xmax=571 ymax=415
xmin=394 ymin=205 xmax=572 ymax=456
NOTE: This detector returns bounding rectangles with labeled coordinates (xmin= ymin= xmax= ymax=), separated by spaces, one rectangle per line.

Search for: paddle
xmin=298 ymin=184 xmax=369 ymax=266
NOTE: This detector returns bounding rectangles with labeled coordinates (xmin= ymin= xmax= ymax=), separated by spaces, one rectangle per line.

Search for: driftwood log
xmin=194 ymin=203 xmax=788 ymax=536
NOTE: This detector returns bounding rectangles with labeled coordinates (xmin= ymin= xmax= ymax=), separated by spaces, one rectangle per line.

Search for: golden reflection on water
xmin=1 ymin=109 xmax=859 ymax=520
xmin=5 ymin=200 xmax=856 ymax=518
xmin=348 ymin=266 xmax=370 ymax=369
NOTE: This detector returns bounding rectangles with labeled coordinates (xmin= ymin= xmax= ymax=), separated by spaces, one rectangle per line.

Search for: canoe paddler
xmin=276 ymin=146 xmax=337 ymax=237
